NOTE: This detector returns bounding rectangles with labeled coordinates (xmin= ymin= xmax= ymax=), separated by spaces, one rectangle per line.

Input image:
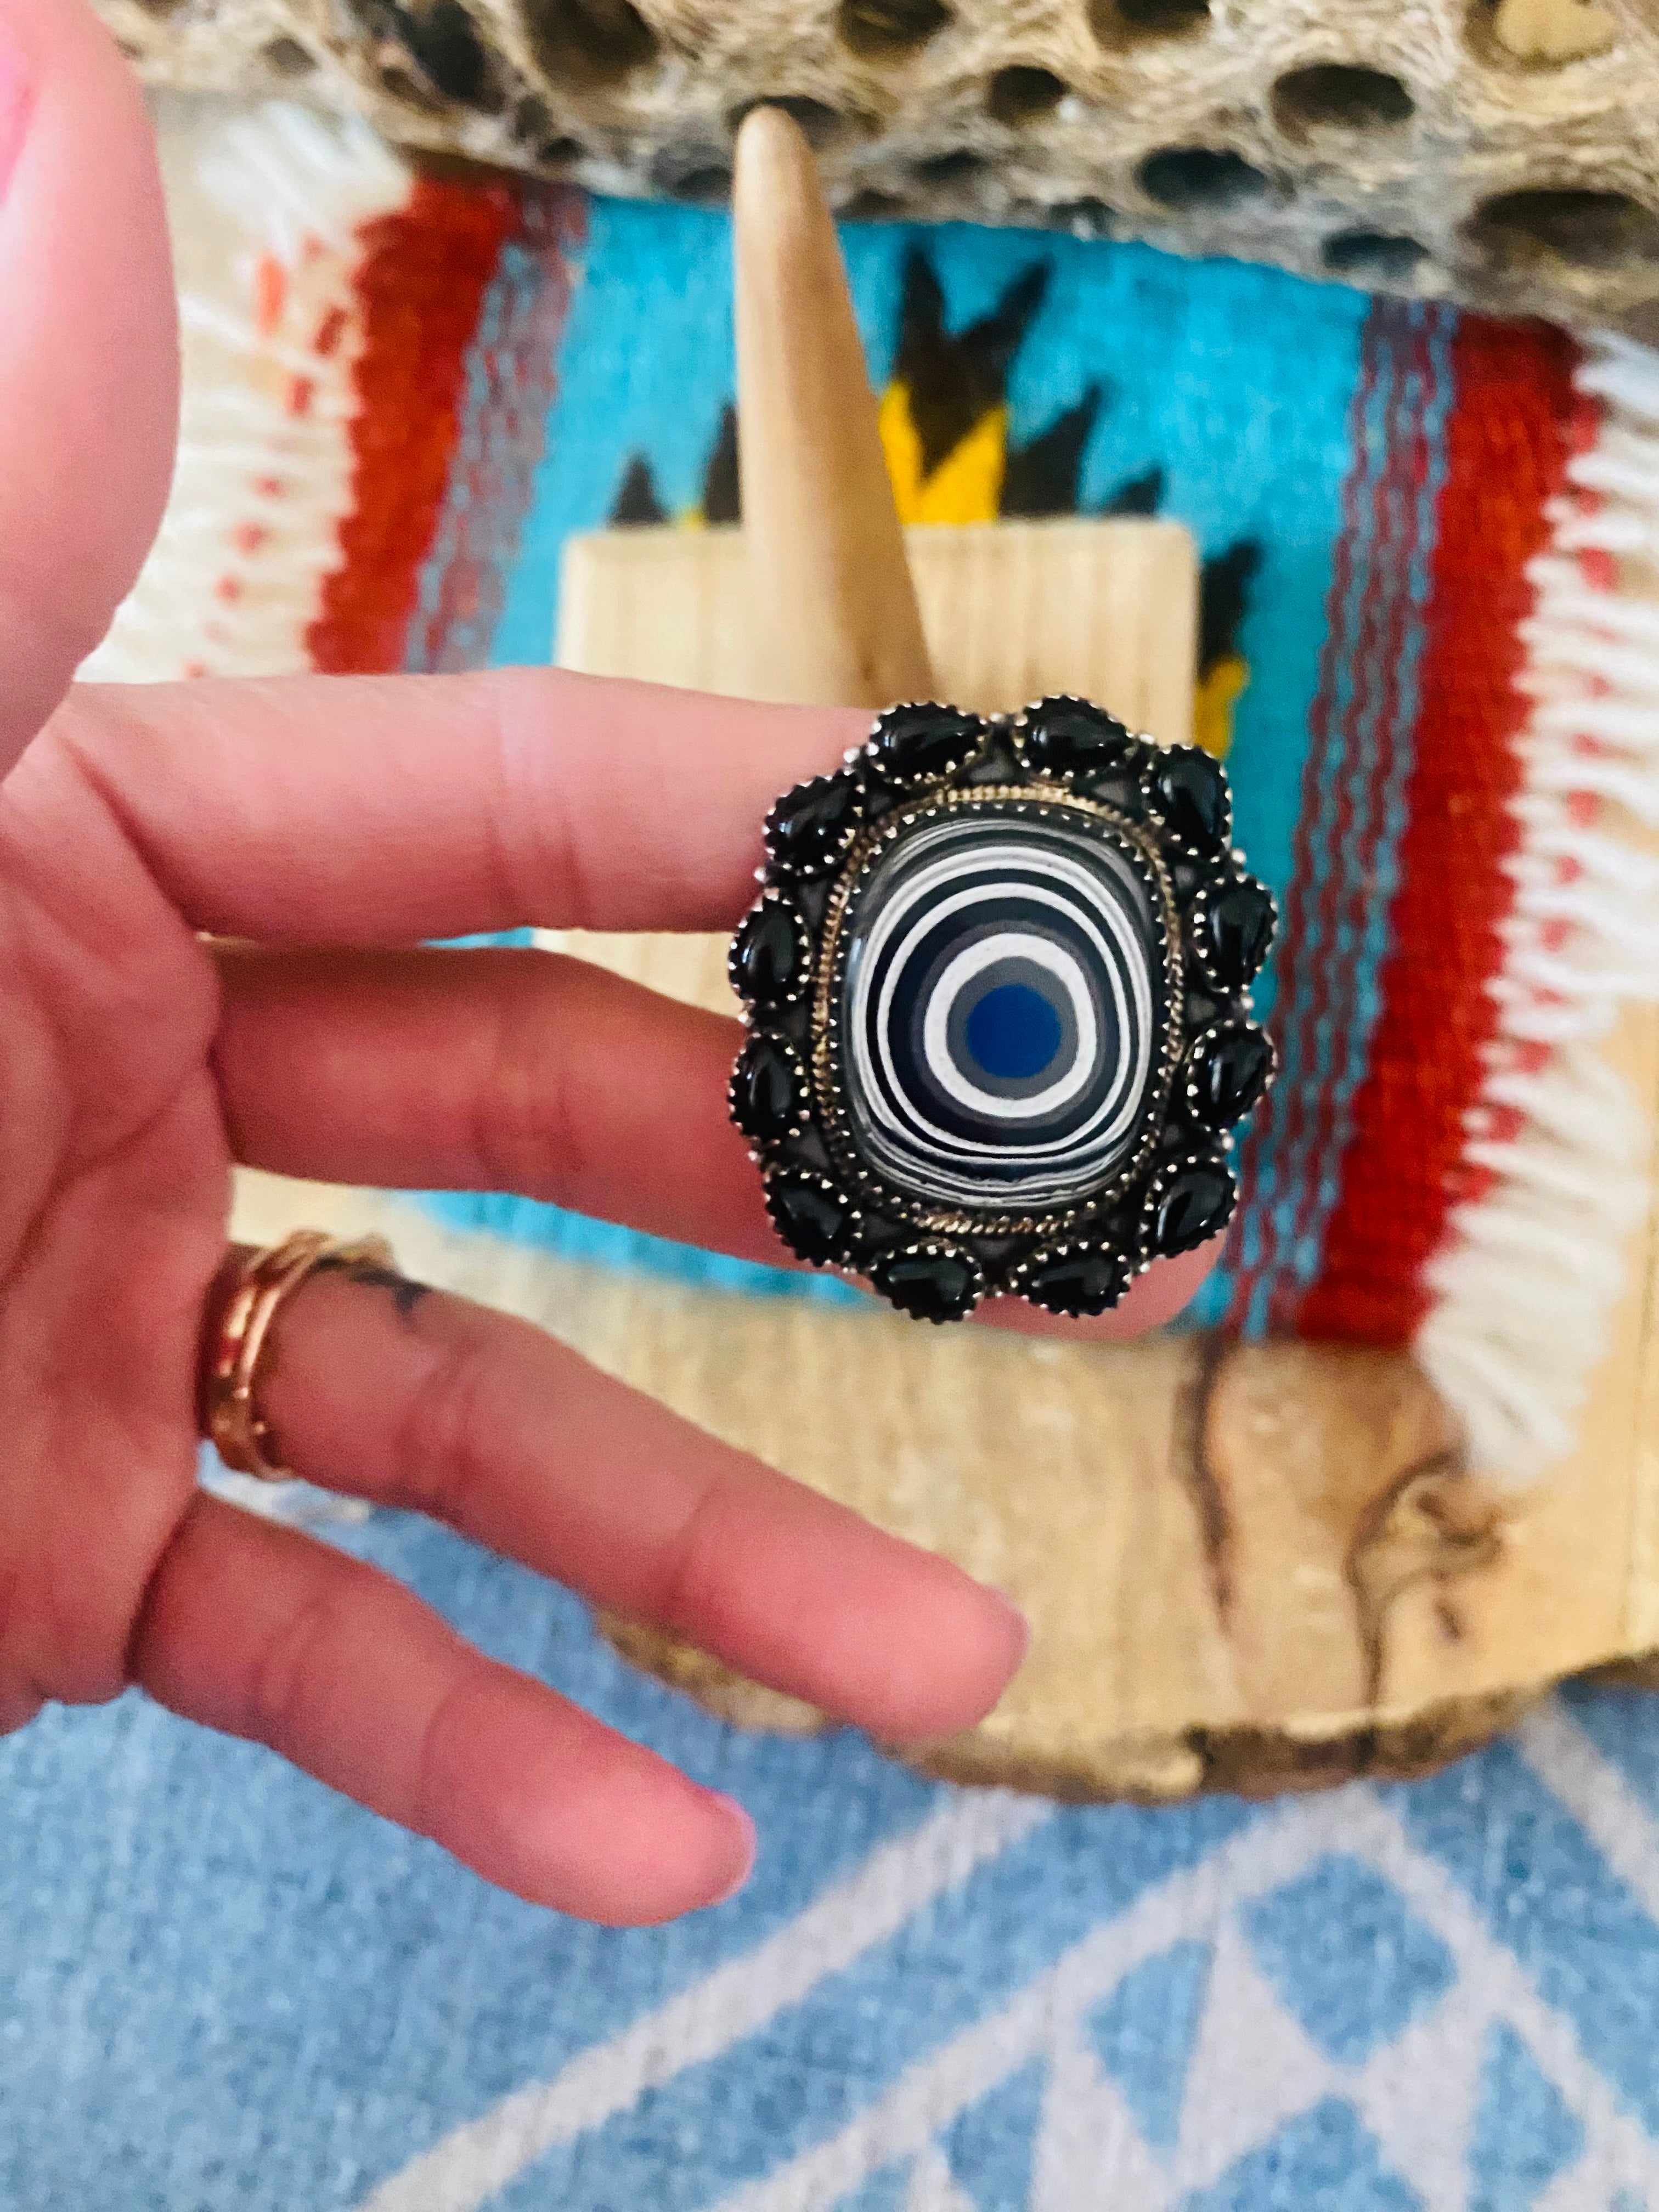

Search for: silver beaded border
xmin=866 ymin=1238 xmax=989 ymax=1324
xmin=729 ymin=698 xmax=1278 ymax=1321
xmin=1186 ymin=872 xmax=1279 ymax=996
xmin=726 ymin=884 xmax=815 ymax=1012
xmin=1178 ymin=1019 xmax=1279 ymax=1132
xmin=727 ymin=1032 xmax=814 ymax=1147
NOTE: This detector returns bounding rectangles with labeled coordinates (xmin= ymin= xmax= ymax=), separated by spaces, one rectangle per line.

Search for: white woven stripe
xmin=1417 ymin=331 xmax=1659 ymax=1483
xmin=1517 ymin=1699 xmax=1659 ymax=1931
xmin=352 ymin=1790 xmax=1053 ymax=2212
xmin=81 ymin=104 xmax=408 ymax=685
xmin=705 ymin=1787 xmax=1659 ymax=2212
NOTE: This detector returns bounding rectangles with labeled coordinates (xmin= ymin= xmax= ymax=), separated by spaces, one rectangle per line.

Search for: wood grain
xmin=731 ymin=106 xmax=933 ymax=709
xmin=551 ymin=517 xmax=1196 ymax=1015
xmin=555 ymin=517 xmax=1198 ymax=731
xmin=232 ymin=1115 xmax=1658 ymax=1800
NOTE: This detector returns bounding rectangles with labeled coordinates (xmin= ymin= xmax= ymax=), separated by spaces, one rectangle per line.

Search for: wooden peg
xmin=732 ymin=104 xmax=935 ymax=708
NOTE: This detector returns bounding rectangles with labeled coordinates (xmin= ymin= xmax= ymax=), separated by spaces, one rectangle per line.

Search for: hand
xmin=0 ymin=1 xmax=1211 ymax=1928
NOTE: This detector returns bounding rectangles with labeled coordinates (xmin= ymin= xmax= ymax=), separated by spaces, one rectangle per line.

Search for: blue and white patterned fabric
xmin=7 ymin=1503 xmax=1659 ymax=2210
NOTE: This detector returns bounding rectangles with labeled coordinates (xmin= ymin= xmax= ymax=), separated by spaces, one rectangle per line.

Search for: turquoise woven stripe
xmin=422 ymin=200 xmax=1367 ymax=1321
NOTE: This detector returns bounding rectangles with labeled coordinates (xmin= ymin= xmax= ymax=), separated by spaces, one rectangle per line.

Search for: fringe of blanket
xmin=82 ymin=105 xmax=408 ymax=684
xmin=1418 ymin=331 xmax=1659 ymax=1481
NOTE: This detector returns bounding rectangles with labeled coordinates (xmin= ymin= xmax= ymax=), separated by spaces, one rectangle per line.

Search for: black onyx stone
xmin=1023 ymin=1245 xmax=1130 ymax=1318
xmin=871 ymin=1247 xmax=981 ymax=1323
xmin=1188 ymin=1024 xmax=1274 ymax=1131
xmin=868 ymin=705 xmax=984 ymax=783
xmin=765 ymin=770 xmax=862 ymax=874
xmin=1202 ymin=876 xmax=1276 ymax=990
xmin=731 ymin=900 xmax=802 ymax=1008
xmin=731 ymin=1037 xmax=800 ymax=1144
xmin=1152 ymin=747 xmax=1230 ymax=851
xmin=1020 ymin=696 xmax=1135 ymax=778
xmin=770 ymin=1178 xmax=853 ymax=1266
xmin=1151 ymin=1161 xmax=1236 ymax=1256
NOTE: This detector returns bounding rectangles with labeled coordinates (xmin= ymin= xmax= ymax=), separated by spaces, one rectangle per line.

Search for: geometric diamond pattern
xmin=832 ymin=2170 xmax=912 ymax=2212
xmin=1176 ymin=2098 xmax=1420 ymax=2212
xmin=1087 ymin=1942 xmax=1213 ymax=2155
xmin=1242 ymin=1856 xmax=1458 ymax=2067
xmin=659 ymin=1753 xmax=1647 ymax=2212
xmin=12 ymin=1598 xmax=1659 ymax=2212
xmin=1466 ymin=2025 xmax=1583 ymax=2212
xmin=1086 ymin=1940 xmax=1213 ymax=2158
xmin=942 ymin=2064 xmax=1047 ymax=2212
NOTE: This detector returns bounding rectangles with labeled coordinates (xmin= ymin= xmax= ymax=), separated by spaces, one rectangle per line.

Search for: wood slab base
xmin=230 ymin=1127 xmax=1659 ymax=1804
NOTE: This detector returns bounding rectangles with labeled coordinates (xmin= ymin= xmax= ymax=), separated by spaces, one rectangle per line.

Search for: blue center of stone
xmin=964 ymin=983 xmax=1063 ymax=1082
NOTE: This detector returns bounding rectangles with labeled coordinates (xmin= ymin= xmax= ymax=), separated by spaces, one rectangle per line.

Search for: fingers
xmin=61 ymin=670 xmax=862 ymax=943
xmin=238 ymin=1253 xmax=1029 ymax=1743
xmin=211 ymin=941 xmax=1218 ymax=1335
xmin=0 ymin=1 xmax=175 ymax=775
xmin=215 ymin=943 xmax=766 ymax=1260
xmin=129 ymin=1492 xmax=754 ymax=1923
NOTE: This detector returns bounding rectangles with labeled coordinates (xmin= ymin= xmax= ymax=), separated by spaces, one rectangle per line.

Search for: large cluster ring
xmin=204 ymin=1230 xmax=394 ymax=1478
xmin=728 ymin=697 xmax=1277 ymax=1324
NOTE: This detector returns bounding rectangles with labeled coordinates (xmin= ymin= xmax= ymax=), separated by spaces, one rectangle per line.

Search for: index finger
xmin=55 ymin=669 xmax=862 ymax=944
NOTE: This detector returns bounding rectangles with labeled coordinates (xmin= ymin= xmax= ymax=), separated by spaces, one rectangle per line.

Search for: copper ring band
xmin=205 ymin=1229 xmax=394 ymax=1480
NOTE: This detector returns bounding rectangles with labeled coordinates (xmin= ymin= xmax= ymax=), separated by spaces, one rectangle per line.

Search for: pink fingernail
xmin=0 ymin=32 xmax=30 ymax=205
xmin=708 ymin=1794 xmax=757 ymax=1908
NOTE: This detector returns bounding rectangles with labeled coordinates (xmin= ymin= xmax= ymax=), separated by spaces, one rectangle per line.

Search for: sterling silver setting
xmin=729 ymin=698 xmax=1277 ymax=1323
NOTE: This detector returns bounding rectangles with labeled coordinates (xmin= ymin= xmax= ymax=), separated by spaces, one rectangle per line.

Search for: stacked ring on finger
xmin=729 ymin=696 xmax=1277 ymax=1324
xmin=205 ymin=1230 xmax=396 ymax=1478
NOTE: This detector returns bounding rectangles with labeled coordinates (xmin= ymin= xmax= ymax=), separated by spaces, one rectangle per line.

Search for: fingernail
xmin=0 ymin=31 xmax=29 ymax=206
xmin=707 ymin=1793 xmax=757 ymax=1908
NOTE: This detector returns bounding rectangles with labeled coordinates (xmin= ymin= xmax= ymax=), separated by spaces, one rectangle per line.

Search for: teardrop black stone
xmin=1020 ymin=696 xmax=1136 ymax=777
xmin=770 ymin=1177 xmax=854 ymax=1266
xmin=765 ymin=770 xmax=863 ymax=874
xmin=871 ymin=1247 xmax=981 ymax=1323
xmin=1024 ymin=1245 xmax=1129 ymax=1317
xmin=1150 ymin=1161 xmax=1236 ymax=1255
xmin=1152 ymin=747 xmax=1229 ymax=850
xmin=731 ymin=1037 xmax=800 ymax=1143
xmin=1201 ymin=876 xmax=1275 ymax=990
xmin=868 ymin=705 xmax=985 ymax=783
xmin=1188 ymin=1024 xmax=1274 ymax=1131
xmin=731 ymin=900 xmax=802 ymax=1008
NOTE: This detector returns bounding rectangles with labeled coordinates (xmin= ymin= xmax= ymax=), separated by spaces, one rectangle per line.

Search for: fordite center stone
xmin=729 ymin=699 xmax=1276 ymax=1325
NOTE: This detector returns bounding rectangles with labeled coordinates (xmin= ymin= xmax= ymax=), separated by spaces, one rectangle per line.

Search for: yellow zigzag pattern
xmin=687 ymin=378 xmax=1249 ymax=757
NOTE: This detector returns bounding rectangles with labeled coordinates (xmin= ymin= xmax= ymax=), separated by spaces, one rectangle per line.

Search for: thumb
xmin=0 ymin=0 xmax=177 ymax=779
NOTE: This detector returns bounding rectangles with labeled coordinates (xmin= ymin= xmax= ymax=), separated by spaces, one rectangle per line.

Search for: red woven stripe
xmin=1296 ymin=315 xmax=1578 ymax=1343
xmin=307 ymin=173 xmax=518 ymax=674
xmin=1268 ymin=307 xmax=1440 ymax=1330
